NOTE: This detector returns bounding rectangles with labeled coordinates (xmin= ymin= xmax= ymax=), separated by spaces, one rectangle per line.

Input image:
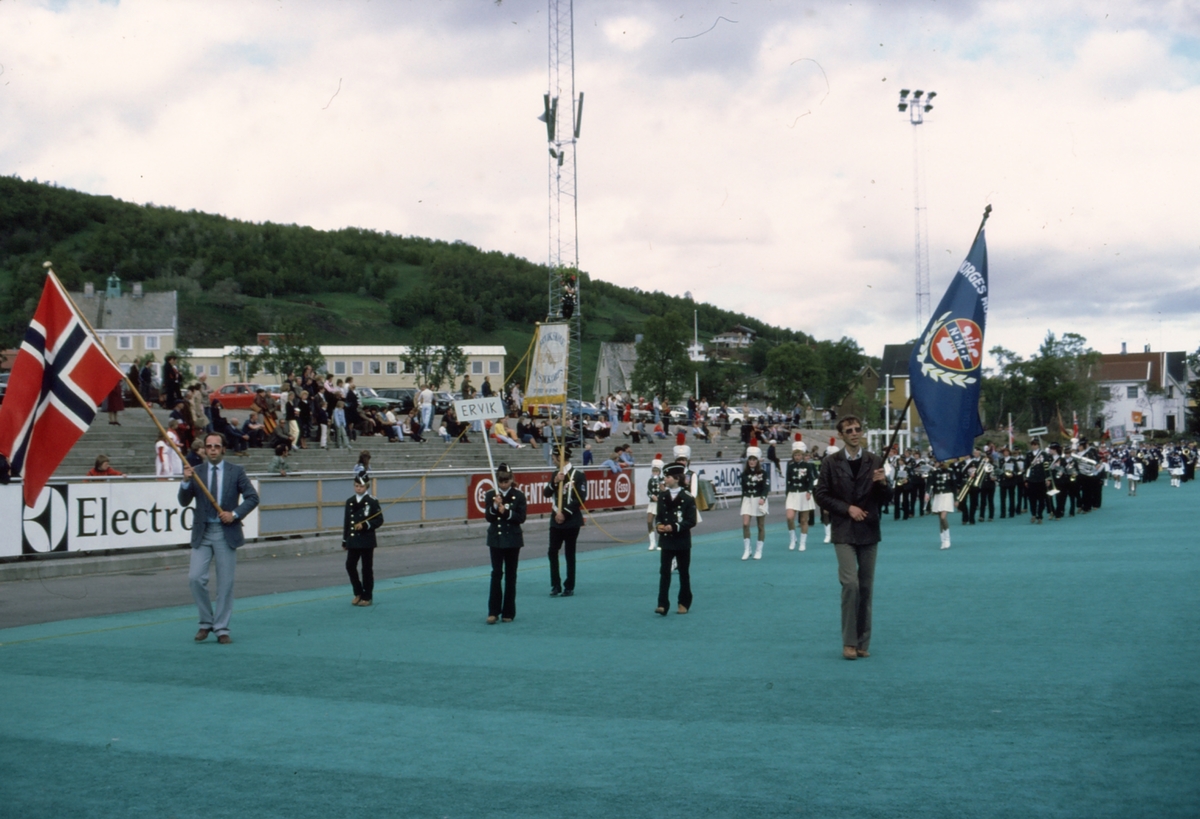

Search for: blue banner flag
xmin=909 ymin=208 xmax=991 ymax=462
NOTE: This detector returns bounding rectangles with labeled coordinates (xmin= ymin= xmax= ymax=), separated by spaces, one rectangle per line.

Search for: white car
xmin=708 ymin=406 xmax=745 ymax=424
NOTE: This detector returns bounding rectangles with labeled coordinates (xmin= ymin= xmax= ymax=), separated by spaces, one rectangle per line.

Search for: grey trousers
xmin=189 ymin=522 xmax=238 ymax=635
xmin=834 ymin=542 xmax=877 ymax=651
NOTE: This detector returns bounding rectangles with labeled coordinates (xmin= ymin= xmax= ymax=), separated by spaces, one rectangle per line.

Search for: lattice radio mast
xmin=898 ymin=88 xmax=936 ymax=334
xmin=540 ymin=0 xmax=584 ymax=429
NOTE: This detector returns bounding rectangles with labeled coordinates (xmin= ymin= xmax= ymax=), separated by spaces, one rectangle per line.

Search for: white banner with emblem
xmin=523 ymin=322 xmax=569 ymax=408
xmin=0 ymin=480 xmax=260 ymax=558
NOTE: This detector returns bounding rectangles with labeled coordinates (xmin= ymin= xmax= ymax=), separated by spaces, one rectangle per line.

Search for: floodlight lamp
xmin=913 ymin=90 xmax=924 ymax=99
xmin=926 ymin=91 xmax=937 ymax=100
xmin=898 ymin=102 xmax=908 ymax=112
xmin=924 ymin=104 xmax=933 ymax=112
xmin=900 ymin=89 xmax=910 ymax=98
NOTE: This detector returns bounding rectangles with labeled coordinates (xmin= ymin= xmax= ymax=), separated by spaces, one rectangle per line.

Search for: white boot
xmin=648 ymin=532 xmax=657 ymax=550
xmin=788 ymin=531 xmax=796 ymax=550
xmin=940 ymin=530 xmax=951 ymax=550
xmin=742 ymin=539 xmax=752 ymax=560
xmin=799 ymin=533 xmax=807 ymax=552
xmin=753 ymin=541 xmax=764 ymax=560
xmin=823 ymin=524 xmax=831 ymax=544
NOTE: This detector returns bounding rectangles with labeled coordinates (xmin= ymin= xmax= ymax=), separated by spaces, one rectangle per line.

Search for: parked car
xmin=709 ymin=406 xmax=745 ymax=424
xmin=567 ymin=399 xmax=600 ymax=418
xmin=369 ymin=387 xmax=417 ymax=414
xmin=434 ymin=391 xmax=456 ymax=415
xmin=211 ymin=382 xmax=279 ymax=411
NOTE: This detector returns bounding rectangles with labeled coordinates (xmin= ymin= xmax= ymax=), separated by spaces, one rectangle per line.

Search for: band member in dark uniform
xmin=343 ymin=475 xmax=383 ymax=606
xmin=1024 ymin=438 xmax=1049 ymax=524
xmin=655 ymin=463 xmax=698 ymax=616
xmin=739 ymin=445 xmax=770 ymax=560
xmin=544 ymin=447 xmax=587 ymax=596
xmin=998 ymin=448 xmax=1020 ymax=519
xmin=485 ymin=463 xmax=526 ymax=624
xmin=978 ymin=446 xmax=996 ymax=521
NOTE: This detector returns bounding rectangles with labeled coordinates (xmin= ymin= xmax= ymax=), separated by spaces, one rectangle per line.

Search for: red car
xmin=211 ymin=383 xmax=277 ymax=411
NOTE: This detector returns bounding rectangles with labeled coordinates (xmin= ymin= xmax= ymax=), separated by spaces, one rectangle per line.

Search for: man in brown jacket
xmin=814 ymin=416 xmax=893 ymax=660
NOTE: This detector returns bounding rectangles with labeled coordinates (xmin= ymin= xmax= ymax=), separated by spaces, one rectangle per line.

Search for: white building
xmin=183 ymin=345 xmax=506 ymax=390
xmin=1092 ymin=349 xmax=1190 ymax=435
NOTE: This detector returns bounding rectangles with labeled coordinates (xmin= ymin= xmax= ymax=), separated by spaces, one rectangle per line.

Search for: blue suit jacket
xmin=178 ymin=460 xmax=260 ymax=548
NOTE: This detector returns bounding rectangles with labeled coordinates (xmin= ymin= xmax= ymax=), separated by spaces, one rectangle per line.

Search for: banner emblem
xmin=918 ymin=312 xmax=981 ymax=388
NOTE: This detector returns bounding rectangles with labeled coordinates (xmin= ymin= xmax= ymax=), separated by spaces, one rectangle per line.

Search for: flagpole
xmin=973 ymin=204 xmax=993 ymax=242
xmin=884 ymin=396 xmax=913 ymax=458
xmin=51 ymin=267 xmax=224 ymax=513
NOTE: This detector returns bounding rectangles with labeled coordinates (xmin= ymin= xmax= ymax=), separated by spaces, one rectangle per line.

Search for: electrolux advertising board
xmin=0 ymin=480 xmax=260 ymax=558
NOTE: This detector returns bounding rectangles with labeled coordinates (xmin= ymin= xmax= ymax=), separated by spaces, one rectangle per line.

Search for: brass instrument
xmin=955 ymin=460 xmax=989 ymax=505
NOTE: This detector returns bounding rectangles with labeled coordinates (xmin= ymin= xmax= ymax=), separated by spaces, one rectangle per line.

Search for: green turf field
xmin=2 ymin=481 xmax=1197 ymax=818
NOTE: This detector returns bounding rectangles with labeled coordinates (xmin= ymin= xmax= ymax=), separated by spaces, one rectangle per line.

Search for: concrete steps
xmin=55 ymin=408 xmax=835 ymax=478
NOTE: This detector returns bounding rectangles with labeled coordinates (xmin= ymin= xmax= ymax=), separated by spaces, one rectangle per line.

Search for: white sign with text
xmin=454 ymin=397 xmax=506 ymax=422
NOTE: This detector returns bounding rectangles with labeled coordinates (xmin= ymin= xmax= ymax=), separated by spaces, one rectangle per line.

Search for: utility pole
xmin=540 ymin=0 xmax=584 ymax=437
xmin=898 ymin=88 xmax=937 ymax=335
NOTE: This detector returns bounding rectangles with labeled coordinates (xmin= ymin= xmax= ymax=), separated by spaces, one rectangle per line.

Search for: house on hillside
xmin=593 ymin=342 xmax=638 ymax=400
xmin=710 ymin=324 xmax=757 ymax=351
xmin=70 ymin=275 xmax=177 ymax=379
xmin=1091 ymin=348 xmax=1190 ymax=435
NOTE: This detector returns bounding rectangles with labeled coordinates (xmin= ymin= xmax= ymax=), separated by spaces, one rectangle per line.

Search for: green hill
xmin=0 ymin=175 xmax=866 ymax=400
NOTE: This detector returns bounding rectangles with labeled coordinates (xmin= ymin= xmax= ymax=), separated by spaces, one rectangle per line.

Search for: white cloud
xmin=0 ymin=0 xmax=1196 ymax=362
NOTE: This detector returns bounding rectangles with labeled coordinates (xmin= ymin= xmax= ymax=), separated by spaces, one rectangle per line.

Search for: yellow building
xmin=71 ymin=277 xmax=177 ymax=379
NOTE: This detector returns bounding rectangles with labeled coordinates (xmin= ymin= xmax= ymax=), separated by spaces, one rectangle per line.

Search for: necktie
xmin=210 ymin=465 xmax=218 ymax=509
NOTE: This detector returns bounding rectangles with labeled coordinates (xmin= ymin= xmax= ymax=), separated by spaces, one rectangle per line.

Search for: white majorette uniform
xmin=674 ymin=443 xmax=701 ymax=524
xmin=740 ymin=446 xmax=770 ymax=517
xmin=785 ymin=442 xmax=818 ymax=513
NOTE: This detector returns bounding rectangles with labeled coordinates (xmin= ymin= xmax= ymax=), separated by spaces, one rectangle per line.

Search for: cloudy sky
xmin=2 ymin=0 xmax=1198 ymax=364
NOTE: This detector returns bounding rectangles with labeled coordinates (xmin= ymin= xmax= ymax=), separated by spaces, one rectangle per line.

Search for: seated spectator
xmin=243 ymin=412 xmax=266 ymax=448
xmin=169 ymin=400 xmax=194 ymax=449
xmin=618 ymin=444 xmax=635 ymax=469
xmin=582 ymin=443 xmax=594 ymax=465
xmin=438 ymin=423 xmax=452 ymax=442
xmin=384 ymin=409 xmax=404 ymax=442
xmin=268 ymin=443 xmax=292 ymax=476
xmin=492 ymin=417 xmax=524 ymax=448
xmin=210 ymin=400 xmax=248 ymax=454
xmin=600 ymin=446 xmax=625 ymax=474
xmin=594 ymin=419 xmax=612 ymax=442
xmin=652 ymin=422 xmax=667 ymax=439
xmin=408 ymin=410 xmax=426 ymax=443
xmin=86 ymin=455 xmax=123 ymax=481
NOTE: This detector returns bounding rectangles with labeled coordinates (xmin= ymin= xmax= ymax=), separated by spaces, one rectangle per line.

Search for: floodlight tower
xmin=540 ymin=0 xmax=584 ymax=420
xmin=897 ymin=88 xmax=936 ymax=334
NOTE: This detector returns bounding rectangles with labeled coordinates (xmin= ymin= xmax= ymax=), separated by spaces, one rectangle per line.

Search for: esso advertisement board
xmin=466 ymin=469 xmax=635 ymax=520
xmin=0 ymin=480 xmax=260 ymax=557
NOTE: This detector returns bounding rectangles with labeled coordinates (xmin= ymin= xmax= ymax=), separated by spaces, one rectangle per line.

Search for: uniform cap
xmin=673 ymin=444 xmax=691 ymax=460
xmin=746 ymin=446 xmax=762 ymax=460
xmin=354 ymin=475 xmax=369 ymax=487
xmin=651 ymin=452 xmax=665 ymax=469
xmin=792 ymin=440 xmax=807 ymax=452
xmin=664 ymin=463 xmax=686 ymax=479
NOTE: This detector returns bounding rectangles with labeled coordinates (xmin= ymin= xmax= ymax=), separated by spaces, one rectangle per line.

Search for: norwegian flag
xmin=0 ymin=271 xmax=125 ymax=506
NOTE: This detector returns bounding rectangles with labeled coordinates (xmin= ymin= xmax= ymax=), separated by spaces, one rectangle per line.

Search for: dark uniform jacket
xmin=646 ymin=475 xmax=665 ymax=504
xmin=813 ymin=449 xmax=892 ymax=546
xmin=785 ymin=459 xmax=818 ymax=493
xmin=655 ymin=488 xmax=697 ymax=551
xmin=927 ymin=465 xmax=958 ymax=496
xmin=741 ymin=467 xmax=769 ymax=498
xmin=543 ymin=465 xmax=588 ymax=529
xmin=485 ymin=487 xmax=527 ymax=549
xmin=342 ymin=494 xmax=382 ymax=549
xmin=1026 ymin=450 xmax=1048 ymax=483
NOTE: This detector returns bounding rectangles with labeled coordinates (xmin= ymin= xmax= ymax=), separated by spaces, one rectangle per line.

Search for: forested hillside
xmin=0 ymin=175 xmax=869 ymax=401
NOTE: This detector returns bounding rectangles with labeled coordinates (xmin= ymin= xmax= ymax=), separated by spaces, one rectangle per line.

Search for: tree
xmin=697 ymin=359 xmax=750 ymax=405
xmin=813 ymin=337 xmax=865 ymax=409
xmin=230 ymin=344 xmax=261 ymax=382
xmin=631 ymin=312 xmax=692 ymax=403
xmin=1188 ymin=344 xmax=1200 ymax=435
xmin=256 ymin=316 xmax=324 ymax=379
xmin=763 ymin=342 xmax=825 ymax=409
xmin=406 ymin=321 xmax=467 ymax=390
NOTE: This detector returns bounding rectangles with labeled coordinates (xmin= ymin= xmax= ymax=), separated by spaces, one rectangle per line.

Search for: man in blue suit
xmin=180 ymin=432 xmax=260 ymax=644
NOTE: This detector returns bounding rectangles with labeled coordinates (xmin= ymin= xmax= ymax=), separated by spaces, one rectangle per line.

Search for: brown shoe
xmin=486 ymin=615 xmax=498 ymax=625
xmin=677 ymin=605 xmax=689 ymax=614
xmin=194 ymin=628 xmax=211 ymax=642
xmin=217 ymin=634 xmax=232 ymax=645
xmin=501 ymin=617 xmax=513 ymax=623
xmin=843 ymin=645 xmax=858 ymax=660
xmin=352 ymin=596 xmax=361 ymax=606
xmin=655 ymin=607 xmax=667 ymax=616
xmin=356 ymin=599 xmax=372 ymax=607
xmin=856 ymin=648 xmax=870 ymax=658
